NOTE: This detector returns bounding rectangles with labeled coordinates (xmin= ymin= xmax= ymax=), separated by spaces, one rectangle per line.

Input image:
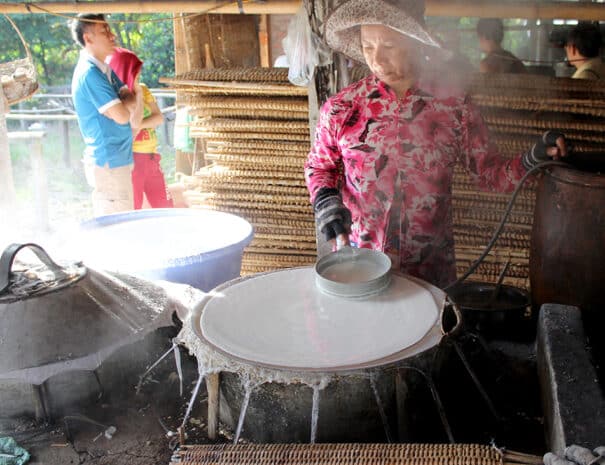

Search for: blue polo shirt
xmin=71 ymin=52 xmax=133 ymax=168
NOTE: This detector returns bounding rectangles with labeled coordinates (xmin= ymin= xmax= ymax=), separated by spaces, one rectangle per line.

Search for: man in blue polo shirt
xmin=71 ymin=13 xmax=143 ymax=216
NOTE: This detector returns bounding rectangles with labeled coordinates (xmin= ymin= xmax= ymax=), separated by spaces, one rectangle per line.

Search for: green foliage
xmin=110 ymin=14 xmax=175 ymax=87
xmin=0 ymin=12 xmax=174 ymax=89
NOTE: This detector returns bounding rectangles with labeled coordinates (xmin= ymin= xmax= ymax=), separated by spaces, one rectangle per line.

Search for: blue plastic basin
xmin=77 ymin=208 xmax=253 ymax=291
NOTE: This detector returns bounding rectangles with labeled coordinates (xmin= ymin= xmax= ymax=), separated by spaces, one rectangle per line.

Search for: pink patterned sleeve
xmin=304 ymin=98 xmax=345 ymax=203
xmin=459 ymin=96 xmax=528 ymax=194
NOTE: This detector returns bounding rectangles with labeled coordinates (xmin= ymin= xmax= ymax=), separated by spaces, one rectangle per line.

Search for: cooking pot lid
xmin=199 ymin=268 xmax=444 ymax=370
xmin=0 ymin=243 xmax=86 ymax=303
xmin=0 ymin=243 xmax=196 ymax=385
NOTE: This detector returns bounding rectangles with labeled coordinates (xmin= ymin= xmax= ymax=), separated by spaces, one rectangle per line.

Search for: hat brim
xmin=325 ymin=0 xmax=442 ymax=63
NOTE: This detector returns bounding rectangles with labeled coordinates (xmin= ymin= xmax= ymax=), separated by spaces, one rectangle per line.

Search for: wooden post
xmin=17 ymin=102 xmax=26 ymax=130
xmin=0 ymin=94 xmax=17 ymax=207
xmin=29 ymin=131 xmax=49 ymax=231
xmin=157 ymin=96 xmax=170 ymax=146
xmin=306 ymin=0 xmax=345 ymax=258
xmin=173 ymin=13 xmax=194 ymax=176
xmin=8 ymin=130 xmax=50 ymax=230
xmin=62 ymin=120 xmax=71 ymax=167
xmin=206 ymin=373 xmax=220 ymax=440
xmin=259 ymin=14 xmax=271 ymax=67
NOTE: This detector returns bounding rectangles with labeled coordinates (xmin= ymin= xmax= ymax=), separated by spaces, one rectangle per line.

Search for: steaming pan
xmin=314 ymin=247 xmax=392 ymax=298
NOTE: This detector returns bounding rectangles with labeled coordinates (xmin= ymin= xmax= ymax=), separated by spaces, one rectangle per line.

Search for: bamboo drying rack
xmin=170 ymin=443 xmax=544 ymax=465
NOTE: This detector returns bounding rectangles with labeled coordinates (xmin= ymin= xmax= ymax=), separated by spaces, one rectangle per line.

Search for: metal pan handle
xmin=0 ymin=243 xmax=68 ymax=294
xmin=440 ymin=296 xmax=463 ymax=337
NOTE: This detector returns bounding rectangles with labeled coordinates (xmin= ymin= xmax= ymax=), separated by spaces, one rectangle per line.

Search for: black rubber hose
xmin=443 ymin=160 xmax=569 ymax=291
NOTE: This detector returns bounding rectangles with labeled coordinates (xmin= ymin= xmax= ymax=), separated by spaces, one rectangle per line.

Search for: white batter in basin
xmin=200 ymin=267 xmax=444 ymax=370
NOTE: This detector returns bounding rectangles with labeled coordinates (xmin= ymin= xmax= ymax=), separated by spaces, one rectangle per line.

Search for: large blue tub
xmin=75 ymin=209 xmax=253 ymax=291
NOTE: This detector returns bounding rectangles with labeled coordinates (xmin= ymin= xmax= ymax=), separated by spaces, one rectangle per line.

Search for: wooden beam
xmin=426 ymin=0 xmax=605 ymax=20
xmin=1 ymin=0 xmax=605 ymax=19
xmin=0 ymin=0 xmax=301 ymax=15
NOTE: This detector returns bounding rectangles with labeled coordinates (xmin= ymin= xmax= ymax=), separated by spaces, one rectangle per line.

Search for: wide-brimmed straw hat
xmin=325 ymin=0 xmax=442 ymax=63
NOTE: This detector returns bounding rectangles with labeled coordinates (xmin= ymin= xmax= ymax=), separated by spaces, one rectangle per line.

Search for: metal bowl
xmin=314 ymin=247 xmax=392 ymax=298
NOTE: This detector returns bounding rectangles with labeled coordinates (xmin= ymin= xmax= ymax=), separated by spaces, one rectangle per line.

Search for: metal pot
xmin=179 ymin=267 xmax=462 ymax=443
xmin=314 ymin=247 xmax=392 ymax=298
xmin=0 ymin=243 xmax=177 ymax=386
xmin=446 ymin=281 xmax=531 ymax=340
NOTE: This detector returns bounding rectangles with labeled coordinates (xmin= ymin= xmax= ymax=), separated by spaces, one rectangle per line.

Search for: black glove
xmin=313 ymin=188 xmax=352 ymax=241
xmin=522 ymin=130 xmax=566 ymax=170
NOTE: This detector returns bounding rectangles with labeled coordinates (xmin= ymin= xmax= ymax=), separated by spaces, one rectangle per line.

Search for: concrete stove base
xmin=537 ymin=304 xmax=605 ymax=453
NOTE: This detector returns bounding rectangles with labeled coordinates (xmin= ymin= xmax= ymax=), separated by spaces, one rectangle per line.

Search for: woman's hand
xmin=546 ymin=133 xmax=567 ymax=160
xmin=332 ymin=233 xmax=350 ymax=251
xmin=522 ymin=130 xmax=568 ymax=169
xmin=313 ymin=188 xmax=352 ymax=246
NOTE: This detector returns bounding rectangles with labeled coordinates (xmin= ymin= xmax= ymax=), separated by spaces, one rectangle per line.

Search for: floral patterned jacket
xmin=305 ymin=74 xmax=527 ymax=288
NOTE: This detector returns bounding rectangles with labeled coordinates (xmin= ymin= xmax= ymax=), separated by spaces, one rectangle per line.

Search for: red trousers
xmin=132 ymin=153 xmax=174 ymax=209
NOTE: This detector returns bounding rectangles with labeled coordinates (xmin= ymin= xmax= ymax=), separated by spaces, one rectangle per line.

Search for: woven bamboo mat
xmin=162 ymin=67 xmax=290 ymax=83
xmin=206 ymin=140 xmax=310 ymax=153
xmin=196 ymin=181 xmax=308 ymax=196
xmin=160 ymin=67 xmax=306 ymax=99
xmin=490 ymin=125 xmax=605 ymax=144
xmin=195 ymin=167 xmax=305 ymax=181
xmin=193 ymin=118 xmax=310 ymax=134
xmin=253 ymin=233 xmax=316 ymax=246
xmin=474 ymin=95 xmax=605 ymax=118
xmin=191 ymin=130 xmax=311 ymax=142
xmin=193 ymin=108 xmax=309 ymax=120
xmin=191 ymin=204 xmax=314 ymax=222
xmin=483 ymin=114 xmax=605 ymax=133
xmin=194 ymin=169 xmax=306 ymax=188
xmin=170 ymin=443 xmax=543 ymax=465
xmin=470 ymin=72 xmax=605 ymax=95
xmin=185 ymin=95 xmax=308 ymax=112
xmin=206 ymin=153 xmax=306 ymax=170
xmin=203 ymin=198 xmax=312 ymax=213
xmin=242 ymin=251 xmax=317 ymax=266
xmin=167 ymin=85 xmax=308 ymax=97
xmin=247 ymin=245 xmax=317 ymax=255
xmin=243 ymin=216 xmax=315 ymax=231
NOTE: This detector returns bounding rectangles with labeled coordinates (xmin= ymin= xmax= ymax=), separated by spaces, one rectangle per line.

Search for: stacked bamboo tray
xmin=461 ymin=73 xmax=605 ymax=288
xmin=164 ymin=69 xmax=605 ymax=288
xmin=161 ymin=68 xmax=316 ymax=275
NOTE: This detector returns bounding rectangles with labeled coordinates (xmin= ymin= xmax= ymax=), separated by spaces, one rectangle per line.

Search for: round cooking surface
xmin=200 ymin=268 xmax=443 ymax=370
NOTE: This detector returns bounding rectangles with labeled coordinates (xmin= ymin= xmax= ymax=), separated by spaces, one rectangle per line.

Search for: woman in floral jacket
xmin=305 ymin=0 xmax=567 ymax=288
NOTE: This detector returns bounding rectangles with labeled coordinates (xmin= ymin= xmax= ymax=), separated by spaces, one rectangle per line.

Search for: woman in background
xmin=108 ymin=47 xmax=173 ymax=209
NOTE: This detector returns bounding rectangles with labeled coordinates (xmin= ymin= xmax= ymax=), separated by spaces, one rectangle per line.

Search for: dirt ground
xmin=0 ymin=330 xmax=231 ymax=465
